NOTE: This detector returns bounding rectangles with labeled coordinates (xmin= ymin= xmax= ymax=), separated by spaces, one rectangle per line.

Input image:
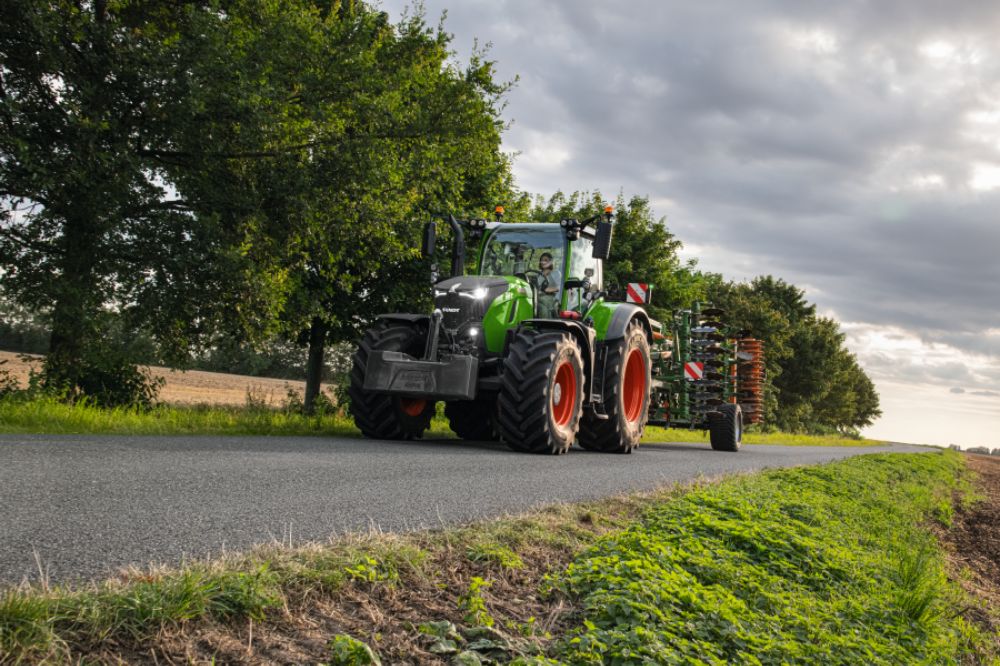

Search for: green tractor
xmin=348 ymin=207 xmax=761 ymax=454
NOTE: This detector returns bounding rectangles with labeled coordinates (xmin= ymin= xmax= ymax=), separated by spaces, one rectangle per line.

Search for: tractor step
xmin=589 ymin=393 xmax=609 ymax=420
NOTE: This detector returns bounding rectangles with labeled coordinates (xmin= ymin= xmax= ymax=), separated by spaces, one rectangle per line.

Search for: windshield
xmin=481 ymin=227 xmax=564 ymax=279
xmin=481 ymin=226 xmax=565 ymax=318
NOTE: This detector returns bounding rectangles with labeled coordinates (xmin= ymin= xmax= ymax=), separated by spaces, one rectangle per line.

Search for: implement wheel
xmin=578 ymin=321 xmax=651 ymax=454
xmin=709 ymin=403 xmax=743 ymax=451
xmin=497 ymin=330 xmax=584 ymax=455
xmin=445 ymin=399 xmax=498 ymax=441
xmin=348 ymin=322 xmax=435 ymax=440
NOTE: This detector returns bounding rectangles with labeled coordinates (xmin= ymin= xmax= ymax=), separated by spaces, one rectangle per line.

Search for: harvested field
xmin=944 ymin=454 xmax=1000 ymax=645
xmin=0 ymin=350 xmax=305 ymax=407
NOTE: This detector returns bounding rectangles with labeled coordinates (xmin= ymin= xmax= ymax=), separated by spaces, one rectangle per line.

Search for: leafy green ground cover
xmin=549 ymin=451 xmax=986 ymax=664
xmin=0 ymin=451 xmax=991 ymax=664
xmin=0 ymin=395 xmax=873 ymax=446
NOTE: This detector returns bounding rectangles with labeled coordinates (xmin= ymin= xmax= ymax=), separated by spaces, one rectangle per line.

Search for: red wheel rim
xmin=399 ymin=398 xmax=427 ymax=417
xmin=622 ymin=348 xmax=646 ymax=423
xmin=551 ymin=361 xmax=577 ymax=427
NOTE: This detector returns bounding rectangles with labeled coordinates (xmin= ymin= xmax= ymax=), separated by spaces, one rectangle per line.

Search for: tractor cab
xmin=478 ymin=224 xmax=603 ymax=318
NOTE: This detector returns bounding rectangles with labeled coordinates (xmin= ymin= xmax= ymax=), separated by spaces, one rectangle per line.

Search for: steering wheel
xmin=516 ymin=268 xmax=542 ymax=283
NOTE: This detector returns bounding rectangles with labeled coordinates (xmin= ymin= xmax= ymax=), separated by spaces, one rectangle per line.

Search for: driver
xmin=535 ymin=252 xmax=562 ymax=318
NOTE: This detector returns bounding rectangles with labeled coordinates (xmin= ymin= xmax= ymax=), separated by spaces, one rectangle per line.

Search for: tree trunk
xmin=46 ymin=216 xmax=96 ymax=389
xmin=303 ymin=316 xmax=327 ymax=414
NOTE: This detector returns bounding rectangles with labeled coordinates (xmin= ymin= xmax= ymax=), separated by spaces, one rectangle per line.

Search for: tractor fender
xmin=604 ymin=303 xmax=652 ymax=342
xmin=519 ymin=319 xmax=597 ymax=401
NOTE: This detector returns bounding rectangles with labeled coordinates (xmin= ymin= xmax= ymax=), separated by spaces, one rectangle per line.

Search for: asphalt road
xmin=0 ymin=434 xmax=931 ymax=584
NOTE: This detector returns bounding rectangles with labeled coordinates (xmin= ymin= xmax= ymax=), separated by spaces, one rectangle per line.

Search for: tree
xmin=708 ymin=276 xmax=881 ymax=433
xmin=0 ymin=0 xmax=288 ymax=401
xmin=1 ymin=0 xmax=514 ymax=410
xmin=189 ymin=2 xmax=516 ymax=412
xmin=2 ymin=2 xmax=166 ymax=388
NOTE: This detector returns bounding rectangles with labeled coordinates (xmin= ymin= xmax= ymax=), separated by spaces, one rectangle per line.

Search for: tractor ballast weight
xmin=349 ymin=207 xmax=763 ymax=454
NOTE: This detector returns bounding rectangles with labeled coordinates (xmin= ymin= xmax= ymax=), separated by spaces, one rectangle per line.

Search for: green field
xmin=0 ymin=395 xmax=874 ymax=447
xmin=1 ymin=450 xmax=992 ymax=664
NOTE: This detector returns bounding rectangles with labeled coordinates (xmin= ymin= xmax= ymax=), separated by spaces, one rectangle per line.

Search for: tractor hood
xmin=433 ymin=276 xmax=509 ymax=334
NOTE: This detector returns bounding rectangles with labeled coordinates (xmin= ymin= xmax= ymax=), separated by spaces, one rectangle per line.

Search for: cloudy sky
xmin=381 ymin=0 xmax=1000 ymax=448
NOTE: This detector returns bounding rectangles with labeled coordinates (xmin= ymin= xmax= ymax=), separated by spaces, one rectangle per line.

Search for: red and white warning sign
xmin=684 ymin=362 xmax=704 ymax=381
xmin=626 ymin=282 xmax=650 ymax=304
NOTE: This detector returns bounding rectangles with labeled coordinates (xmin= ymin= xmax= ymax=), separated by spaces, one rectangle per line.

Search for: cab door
xmin=564 ymin=235 xmax=603 ymax=313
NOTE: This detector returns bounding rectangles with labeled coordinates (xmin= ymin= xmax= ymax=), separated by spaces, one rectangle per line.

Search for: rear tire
xmin=709 ymin=403 xmax=743 ymax=451
xmin=497 ymin=330 xmax=584 ymax=455
xmin=446 ymin=399 xmax=498 ymax=441
xmin=578 ymin=322 xmax=651 ymax=454
xmin=348 ymin=322 xmax=435 ymax=440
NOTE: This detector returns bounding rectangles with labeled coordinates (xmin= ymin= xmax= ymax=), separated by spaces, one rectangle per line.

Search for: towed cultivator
xmin=647 ymin=302 xmax=765 ymax=450
xmin=349 ymin=207 xmax=764 ymax=455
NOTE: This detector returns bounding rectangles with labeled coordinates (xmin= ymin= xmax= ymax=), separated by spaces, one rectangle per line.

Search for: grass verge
xmin=0 ymin=395 xmax=457 ymax=439
xmin=642 ymin=424 xmax=876 ymax=447
xmin=0 ymin=395 xmax=874 ymax=447
xmin=0 ymin=450 xmax=991 ymax=664
xmin=550 ymin=450 xmax=985 ymax=664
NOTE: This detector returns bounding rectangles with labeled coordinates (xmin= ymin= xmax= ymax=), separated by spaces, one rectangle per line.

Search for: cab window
xmin=565 ymin=236 xmax=602 ymax=311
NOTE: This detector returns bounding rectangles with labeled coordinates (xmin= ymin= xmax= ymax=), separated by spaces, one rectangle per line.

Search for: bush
xmin=41 ymin=348 xmax=164 ymax=409
xmin=0 ymin=360 xmax=19 ymax=397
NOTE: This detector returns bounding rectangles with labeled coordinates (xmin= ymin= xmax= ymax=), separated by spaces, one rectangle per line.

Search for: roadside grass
xmin=550 ymin=450 xmax=983 ymax=664
xmin=0 ymin=490 xmax=653 ymax=664
xmin=0 ymin=395 xmax=876 ymax=447
xmin=0 ymin=395 xmax=453 ymax=439
xmin=642 ymin=425 xmax=879 ymax=447
xmin=0 ymin=450 xmax=992 ymax=664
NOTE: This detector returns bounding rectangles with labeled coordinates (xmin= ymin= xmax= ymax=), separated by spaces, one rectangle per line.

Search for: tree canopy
xmin=0 ymin=0 xmax=513 ymax=406
xmin=706 ymin=276 xmax=881 ymax=434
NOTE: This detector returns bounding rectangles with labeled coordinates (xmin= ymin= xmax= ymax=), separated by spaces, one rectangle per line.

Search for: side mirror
xmin=592 ymin=220 xmax=613 ymax=260
xmin=421 ymin=221 xmax=437 ymax=259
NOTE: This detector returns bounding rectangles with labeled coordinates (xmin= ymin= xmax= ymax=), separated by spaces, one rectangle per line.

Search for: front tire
xmin=578 ymin=322 xmax=651 ymax=454
xmin=709 ymin=403 xmax=743 ymax=451
xmin=497 ymin=330 xmax=584 ymax=455
xmin=445 ymin=399 xmax=498 ymax=441
xmin=348 ymin=322 xmax=435 ymax=440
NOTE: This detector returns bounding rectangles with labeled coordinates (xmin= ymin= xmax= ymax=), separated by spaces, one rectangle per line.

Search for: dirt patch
xmin=79 ymin=516 xmax=601 ymax=665
xmin=165 ymin=551 xmax=570 ymax=664
xmin=0 ymin=350 xmax=305 ymax=407
xmin=943 ymin=454 xmax=1000 ymax=649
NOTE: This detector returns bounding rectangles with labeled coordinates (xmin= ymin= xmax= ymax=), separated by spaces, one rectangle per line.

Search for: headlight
xmin=472 ymin=287 xmax=488 ymax=300
xmin=468 ymin=327 xmax=479 ymax=338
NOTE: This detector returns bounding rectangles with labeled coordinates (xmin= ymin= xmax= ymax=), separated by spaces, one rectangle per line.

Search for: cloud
xmin=951 ymin=387 xmax=966 ymax=394
xmin=381 ymin=0 xmax=1000 ymax=361
xmin=380 ymin=0 xmax=1000 ymax=442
